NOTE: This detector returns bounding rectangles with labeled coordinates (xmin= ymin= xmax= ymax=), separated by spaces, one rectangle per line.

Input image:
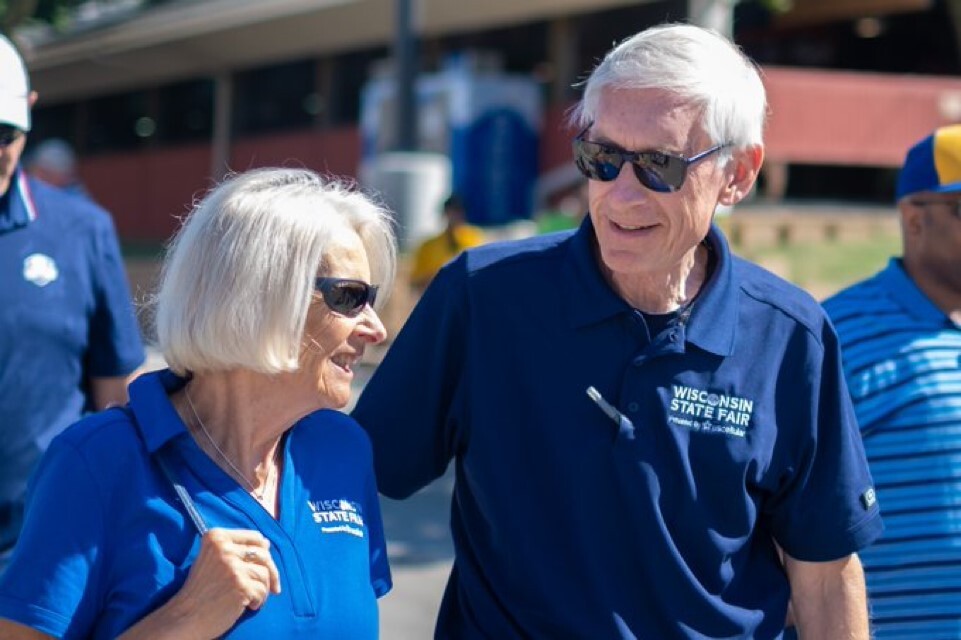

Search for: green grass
xmin=732 ymin=234 xmax=901 ymax=299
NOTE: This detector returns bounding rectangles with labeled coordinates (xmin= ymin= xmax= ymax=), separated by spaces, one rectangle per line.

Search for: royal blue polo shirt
xmin=0 ymin=170 xmax=144 ymax=514
xmin=0 ymin=369 xmax=391 ymax=639
xmin=353 ymin=217 xmax=882 ymax=639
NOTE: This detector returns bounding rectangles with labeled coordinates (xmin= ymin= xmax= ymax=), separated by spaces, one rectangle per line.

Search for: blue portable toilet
xmin=360 ymin=53 xmax=541 ymax=227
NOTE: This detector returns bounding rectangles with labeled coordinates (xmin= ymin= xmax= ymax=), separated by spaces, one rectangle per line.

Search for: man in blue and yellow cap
xmin=824 ymin=126 xmax=961 ymax=638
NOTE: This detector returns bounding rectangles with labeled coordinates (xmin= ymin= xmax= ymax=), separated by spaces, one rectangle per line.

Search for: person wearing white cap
xmin=0 ymin=35 xmax=144 ymax=572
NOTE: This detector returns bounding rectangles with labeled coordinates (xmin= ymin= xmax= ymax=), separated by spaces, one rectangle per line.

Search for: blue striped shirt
xmin=824 ymin=258 xmax=961 ymax=639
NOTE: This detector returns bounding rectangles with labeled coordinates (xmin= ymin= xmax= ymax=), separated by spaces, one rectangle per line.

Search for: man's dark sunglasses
xmin=314 ymin=277 xmax=379 ymax=317
xmin=0 ymin=124 xmax=24 ymax=148
xmin=911 ymin=198 xmax=961 ymax=219
xmin=573 ymin=126 xmax=731 ymax=193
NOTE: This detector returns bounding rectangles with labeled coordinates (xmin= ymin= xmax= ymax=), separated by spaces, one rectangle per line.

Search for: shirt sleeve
xmin=87 ymin=209 xmax=145 ymax=378
xmin=0 ymin=436 xmax=107 ymax=638
xmin=364 ymin=464 xmax=392 ymax=598
xmin=764 ymin=319 xmax=883 ymax=561
xmin=352 ymin=255 xmax=470 ymax=499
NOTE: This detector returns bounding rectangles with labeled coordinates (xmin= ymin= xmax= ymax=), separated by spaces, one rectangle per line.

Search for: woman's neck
xmin=173 ymin=370 xmax=309 ymax=512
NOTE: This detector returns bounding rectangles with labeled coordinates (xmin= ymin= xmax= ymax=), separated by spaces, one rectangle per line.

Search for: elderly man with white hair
xmin=355 ymin=22 xmax=882 ymax=639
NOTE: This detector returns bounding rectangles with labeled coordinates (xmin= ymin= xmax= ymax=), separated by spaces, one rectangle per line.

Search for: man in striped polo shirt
xmin=824 ymin=125 xmax=961 ymax=639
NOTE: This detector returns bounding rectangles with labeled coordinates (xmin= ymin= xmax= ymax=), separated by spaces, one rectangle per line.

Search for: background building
xmin=13 ymin=0 xmax=961 ymax=242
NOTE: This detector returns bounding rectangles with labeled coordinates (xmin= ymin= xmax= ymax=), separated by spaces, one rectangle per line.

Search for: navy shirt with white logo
xmin=353 ymin=218 xmax=882 ymax=639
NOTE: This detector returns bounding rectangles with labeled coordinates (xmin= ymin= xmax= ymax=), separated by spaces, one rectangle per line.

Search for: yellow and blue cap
xmin=897 ymin=125 xmax=961 ymax=200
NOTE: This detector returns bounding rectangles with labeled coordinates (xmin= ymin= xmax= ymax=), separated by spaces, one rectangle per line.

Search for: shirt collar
xmin=0 ymin=169 xmax=38 ymax=233
xmin=563 ymin=218 xmax=738 ymax=356
xmin=877 ymin=257 xmax=954 ymax=325
xmin=563 ymin=216 xmax=632 ymax=328
xmin=685 ymin=226 xmax=738 ymax=356
xmin=129 ymin=368 xmax=190 ymax=453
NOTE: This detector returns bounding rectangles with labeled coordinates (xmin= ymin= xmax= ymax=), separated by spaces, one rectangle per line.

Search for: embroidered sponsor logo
xmin=307 ymin=499 xmax=365 ymax=538
xmin=667 ymin=384 xmax=755 ymax=438
xmin=23 ymin=253 xmax=58 ymax=287
xmin=860 ymin=487 xmax=877 ymax=510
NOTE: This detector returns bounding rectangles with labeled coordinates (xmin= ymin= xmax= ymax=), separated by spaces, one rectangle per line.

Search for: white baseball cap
xmin=0 ymin=35 xmax=31 ymax=131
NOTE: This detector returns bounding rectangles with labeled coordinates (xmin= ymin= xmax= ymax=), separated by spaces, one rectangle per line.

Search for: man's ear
xmin=718 ymin=145 xmax=764 ymax=206
xmin=28 ymin=90 xmax=38 ymax=108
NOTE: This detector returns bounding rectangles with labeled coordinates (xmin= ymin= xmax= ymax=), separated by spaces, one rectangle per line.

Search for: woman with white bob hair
xmin=0 ymin=168 xmax=396 ymax=639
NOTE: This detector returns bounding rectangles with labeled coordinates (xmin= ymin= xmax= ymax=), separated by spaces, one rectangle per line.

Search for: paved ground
xmin=349 ymin=362 xmax=453 ymax=639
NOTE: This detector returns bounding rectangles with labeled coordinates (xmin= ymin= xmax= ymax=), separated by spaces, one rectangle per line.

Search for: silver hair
xmin=570 ymin=23 xmax=767 ymax=149
xmin=26 ymin=138 xmax=77 ymax=175
xmin=154 ymin=167 xmax=396 ymax=375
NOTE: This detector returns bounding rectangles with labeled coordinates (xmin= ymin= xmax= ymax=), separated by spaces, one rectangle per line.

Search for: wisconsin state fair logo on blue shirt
xmin=667 ymin=384 xmax=755 ymax=438
xmin=307 ymin=499 xmax=366 ymax=538
xmin=22 ymin=253 xmax=58 ymax=287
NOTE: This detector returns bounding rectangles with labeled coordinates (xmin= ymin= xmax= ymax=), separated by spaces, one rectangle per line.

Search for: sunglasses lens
xmin=327 ymin=283 xmax=368 ymax=315
xmin=632 ymin=164 xmax=672 ymax=193
xmin=0 ymin=126 xmax=20 ymax=147
xmin=633 ymin=152 xmax=687 ymax=193
xmin=574 ymin=140 xmax=622 ymax=182
xmin=316 ymin=278 xmax=378 ymax=317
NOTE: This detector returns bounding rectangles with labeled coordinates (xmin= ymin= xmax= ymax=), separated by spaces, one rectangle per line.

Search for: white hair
xmin=26 ymin=138 xmax=77 ymax=175
xmin=570 ymin=23 xmax=767 ymax=149
xmin=154 ymin=167 xmax=396 ymax=375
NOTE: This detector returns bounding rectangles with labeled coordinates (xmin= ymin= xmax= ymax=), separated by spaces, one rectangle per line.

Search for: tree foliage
xmin=0 ymin=0 xmax=39 ymax=33
xmin=1 ymin=0 xmax=172 ymax=34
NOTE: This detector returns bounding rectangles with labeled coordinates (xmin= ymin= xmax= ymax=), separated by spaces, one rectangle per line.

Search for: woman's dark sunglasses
xmin=314 ymin=277 xmax=379 ymax=317
xmin=572 ymin=126 xmax=730 ymax=193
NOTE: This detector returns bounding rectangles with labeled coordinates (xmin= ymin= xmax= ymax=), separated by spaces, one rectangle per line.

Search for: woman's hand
xmin=119 ymin=528 xmax=281 ymax=640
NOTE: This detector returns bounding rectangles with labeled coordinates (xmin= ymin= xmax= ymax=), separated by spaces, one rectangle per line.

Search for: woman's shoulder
xmin=51 ymin=406 xmax=143 ymax=465
xmin=294 ymin=409 xmax=372 ymax=451
xmin=31 ymin=408 xmax=147 ymax=510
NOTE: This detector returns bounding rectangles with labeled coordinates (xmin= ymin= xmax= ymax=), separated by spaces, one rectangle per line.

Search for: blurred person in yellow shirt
xmin=410 ymin=194 xmax=485 ymax=290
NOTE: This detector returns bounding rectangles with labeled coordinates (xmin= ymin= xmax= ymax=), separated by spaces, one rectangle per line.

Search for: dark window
xmin=736 ymin=0 xmax=960 ymax=76
xmin=28 ymin=102 xmax=78 ymax=149
xmin=782 ymin=165 xmax=898 ymax=204
xmin=232 ymin=59 xmax=317 ymax=134
xmin=157 ymin=78 xmax=213 ymax=143
xmin=431 ymin=20 xmax=552 ymax=103
xmin=85 ymin=91 xmax=152 ymax=154
xmin=573 ymin=1 xmax=685 ymax=81
xmin=329 ymin=47 xmax=388 ymax=126
xmin=436 ymin=21 xmax=549 ymax=75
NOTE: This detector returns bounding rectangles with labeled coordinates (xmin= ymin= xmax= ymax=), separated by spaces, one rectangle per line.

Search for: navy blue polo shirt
xmin=0 ymin=170 xmax=144 ymax=511
xmin=353 ymin=217 xmax=882 ymax=639
xmin=0 ymin=369 xmax=391 ymax=638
